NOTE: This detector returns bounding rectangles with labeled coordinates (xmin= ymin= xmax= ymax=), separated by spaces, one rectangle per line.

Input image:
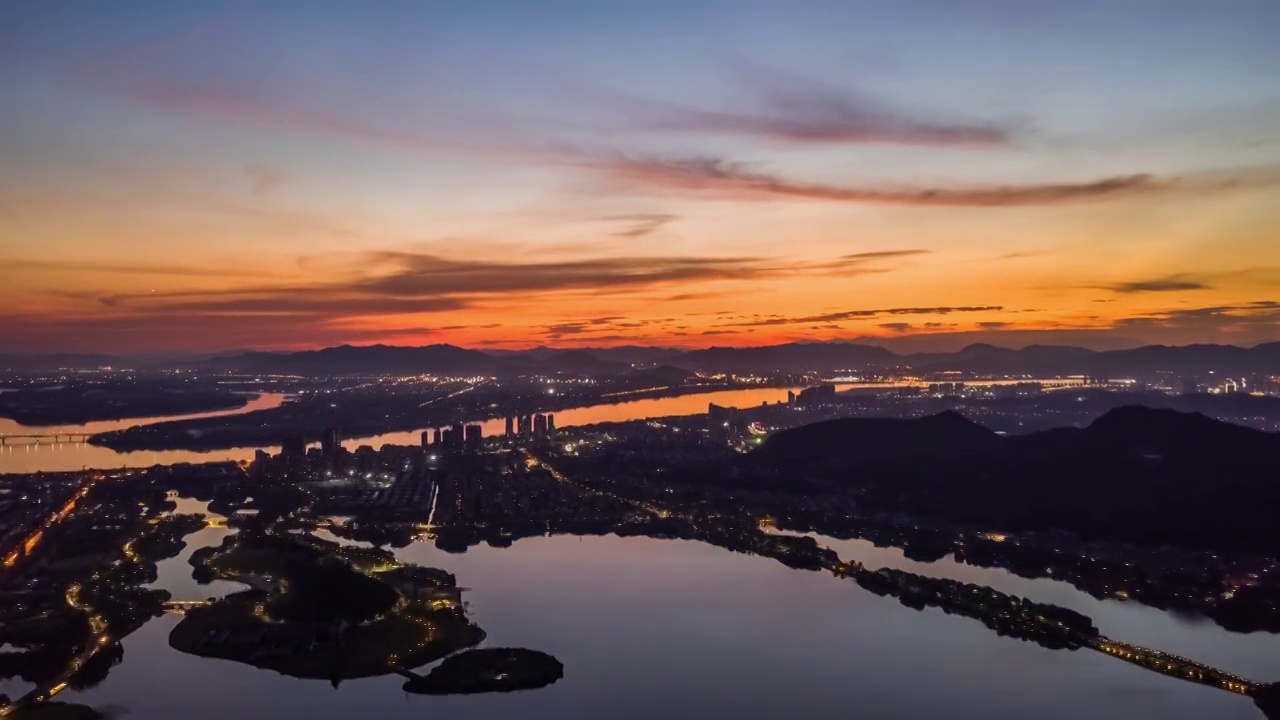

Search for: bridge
xmin=162 ymin=600 xmax=213 ymax=615
xmin=0 ymin=433 xmax=92 ymax=446
xmin=1092 ymin=638 xmax=1260 ymax=695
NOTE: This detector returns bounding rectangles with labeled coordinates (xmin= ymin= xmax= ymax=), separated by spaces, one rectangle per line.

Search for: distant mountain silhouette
xmin=1078 ymin=343 xmax=1280 ymax=377
xmin=909 ymin=344 xmax=1099 ymax=374
xmin=626 ymin=365 xmax=698 ymax=384
xmin=239 ymin=344 xmax=503 ymax=376
xmin=749 ymin=407 xmax=1280 ymax=554
xmin=7 ymin=341 xmax=1280 ymax=377
xmin=0 ymin=353 xmax=121 ymax=372
xmin=672 ymin=342 xmax=902 ymax=374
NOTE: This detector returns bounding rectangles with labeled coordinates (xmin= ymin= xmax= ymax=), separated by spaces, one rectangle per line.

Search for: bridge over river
xmin=0 ymin=433 xmax=92 ymax=446
xmin=162 ymin=600 xmax=214 ymax=615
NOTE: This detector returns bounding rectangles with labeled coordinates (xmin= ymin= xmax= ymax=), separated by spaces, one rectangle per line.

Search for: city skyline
xmin=4 ymin=1 xmax=1280 ymax=353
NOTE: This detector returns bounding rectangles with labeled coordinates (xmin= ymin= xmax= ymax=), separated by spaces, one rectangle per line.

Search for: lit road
xmin=2 ymin=473 xmax=102 ymax=572
xmin=524 ymin=451 xmax=670 ymax=519
xmin=417 ymin=379 xmax=488 ymax=409
xmin=0 ymin=584 xmax=113 ymax=716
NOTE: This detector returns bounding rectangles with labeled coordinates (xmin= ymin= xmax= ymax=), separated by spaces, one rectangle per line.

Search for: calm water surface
xmin=0 ymin=387 xmax=812 ymax=474
xmin=0 ymin=393 xmax=289 ymax=474
xmin=67 ymin=528 xmax=1272 ymax=720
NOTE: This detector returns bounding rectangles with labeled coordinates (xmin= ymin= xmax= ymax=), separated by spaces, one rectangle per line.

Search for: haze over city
xmin=5 ymin=1 xmax=1279 ymax=354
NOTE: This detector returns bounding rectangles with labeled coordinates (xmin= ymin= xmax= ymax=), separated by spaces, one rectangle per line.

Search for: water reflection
xmin=1 ymin=386 xmax=807 ymax=474
xmin=147 ymin=497 xmax=245 ymax=602
xmin=804 ymin=533 xmax=1280 ymax=681
xmin=348 ymin=386 xmax=823 ymax=449
xmin=69 ymin=533 xmax=1261 ymax=720
xmin=0 ymin=394 xmax=289 ymax=474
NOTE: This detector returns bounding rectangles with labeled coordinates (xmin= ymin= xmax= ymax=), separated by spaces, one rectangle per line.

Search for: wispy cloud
xmin=588 ymin=154 xmax=1149 ymax=206
xmin=1091 ymin=267 xmax=1280 ymax=294
xmin=0 ymin=258 xmax=276 ymax=278
xmin=602 ymin=213 xmax=679 ymax=238
xmin=243 ymin=163 xmax=290 ymax=197
xmin=1099 ymin=275 xmax=1212 ymax=293
xmin=83 ymin=247 xmax=923 ymax=326
xmin=599 ymin=64 xmax=1011 ymax=147
xmin=722 ymin=305 xmax=1003 ymax=328
xmin=576 ymin=153 xmax=1280 ymax=207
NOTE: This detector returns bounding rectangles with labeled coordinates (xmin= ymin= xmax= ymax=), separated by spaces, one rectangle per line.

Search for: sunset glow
xmin=4 ymin=1 xmax=1279 ymax=353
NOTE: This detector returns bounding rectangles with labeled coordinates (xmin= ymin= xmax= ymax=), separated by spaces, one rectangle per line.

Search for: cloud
xmin=0 ymin=311 xmax=436 ymax=353
xmin=0 ymin=258 xmax=270 ymax=278
xmin=602 ymin=64 xmax=1010 ymax=147
xmin=978 ymin=321 xmax=1011 ymax=328
xmin=49 ymin=248 xmax=924 ymax=350
xmin=840 ymin=250 xmax=932 ymax=261
xmin=244 ymin=163 xmax=290 ymax=196
xmin=879 ymin=322 xmax=913 ymax=332
xmin=99 ymin=253 xmax=769 ymax=316
xmin=7 ymin=242 xmax=939 ymax=352
xmin=1096 ymin=274 xmax=1213 ymax=294
xmin=723 ymin=305 xmax=1003 ymax=328
xmin=1113 ymin=301 xmax=1280 ymax=333
xmin=589 ymin=154 xmax=1162 ymax=206
xmin=579 ymin=153 xmax=1280 ymax=208
xmin=603 ymin=213 xmax=679 ymax=238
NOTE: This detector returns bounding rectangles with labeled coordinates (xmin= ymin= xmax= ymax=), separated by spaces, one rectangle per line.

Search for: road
xmin=0 ymin=584 xmax=112 ymax=716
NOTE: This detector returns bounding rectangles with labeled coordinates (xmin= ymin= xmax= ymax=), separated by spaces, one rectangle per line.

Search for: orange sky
xmin=4 ymin=3 xmax=1279 ymax=354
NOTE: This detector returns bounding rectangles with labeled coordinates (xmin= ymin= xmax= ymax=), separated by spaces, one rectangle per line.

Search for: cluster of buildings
xmin=503 ymin=413 xmax=557 ymax=443
xmin=1182 ymin=376 xmax=1267 ymax=395
xmin=0 ymin=474 xmax=88 ymax=572
xmin=420 ymin=422 xmax=486 ymax=454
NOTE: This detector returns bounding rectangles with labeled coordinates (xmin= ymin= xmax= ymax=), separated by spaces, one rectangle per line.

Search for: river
xmin=0 ymin=393 xmax=290 ymax=475
xmin=64 ymin=523 xmax=1274 ymax=719
xmin=0 ymin=386 xmax=820 ymax=474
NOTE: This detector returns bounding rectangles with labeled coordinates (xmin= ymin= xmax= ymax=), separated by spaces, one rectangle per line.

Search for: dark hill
xmin=748 ymin=406 xmax=1280 ymax=554
xmin=755 ymin=411 xmax=1000 ymax=466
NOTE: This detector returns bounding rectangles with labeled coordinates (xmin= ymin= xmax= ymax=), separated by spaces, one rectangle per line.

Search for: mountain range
xmin=4 ymin=341 xmax=1280 ymax=378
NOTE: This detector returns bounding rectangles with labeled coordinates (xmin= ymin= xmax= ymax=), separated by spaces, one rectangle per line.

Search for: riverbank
xmin=0 ymin=389 xmax=254 ymax=427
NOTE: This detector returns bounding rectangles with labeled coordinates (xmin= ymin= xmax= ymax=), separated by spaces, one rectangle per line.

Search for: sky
xmin=3 ymin=0 xmax=1279 ymax=354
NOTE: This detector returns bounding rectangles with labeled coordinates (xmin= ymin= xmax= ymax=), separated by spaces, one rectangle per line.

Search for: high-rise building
xmin=281 ymin=436 xmax=307 ymax=458
xmin=433 ymin=427 xmax=443 ymax=446
xmin=533 ymin=413 xmax=548 ymax=440
xmin=465 ymin=424 xmax=483 ymax=452
xmin=440 ymin=427 xmax=455 ymax=451
xmin=787 ymin=390 xmax=796 ymax=405
xmin=505 ymin=416 xmax=515 ymax=438
xmin=546 ymin=413 xmax=556 ymax=440
xmin=320 ymin=428 xmax=342 ymax=455
xmin=795 ymin=384 xmax=837 ymax=407
xmin=450 ymin=421 xmax=465 ymax=452
xmin=518 ymin=414 xmax=531 ymax=439
xmin=421 ymin=430 xmax=433 ymax=449
xmin=708 ymin=403 xmax=736 ymax=426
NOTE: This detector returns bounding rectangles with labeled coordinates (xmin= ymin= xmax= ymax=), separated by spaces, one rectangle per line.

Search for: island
xmin=169 ymin=531 xmax=486 ymax=680
xmin=4 ymin=702 xmax=105 ymax=720
xmin=0 ymin=381 xmax=252 ymax=426
xmin=403 ymin=648 xmax=564 ymax=694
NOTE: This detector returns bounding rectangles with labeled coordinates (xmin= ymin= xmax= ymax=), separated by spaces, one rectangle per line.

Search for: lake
xmin=65 ymin=517 xmax=1276 ymax=720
